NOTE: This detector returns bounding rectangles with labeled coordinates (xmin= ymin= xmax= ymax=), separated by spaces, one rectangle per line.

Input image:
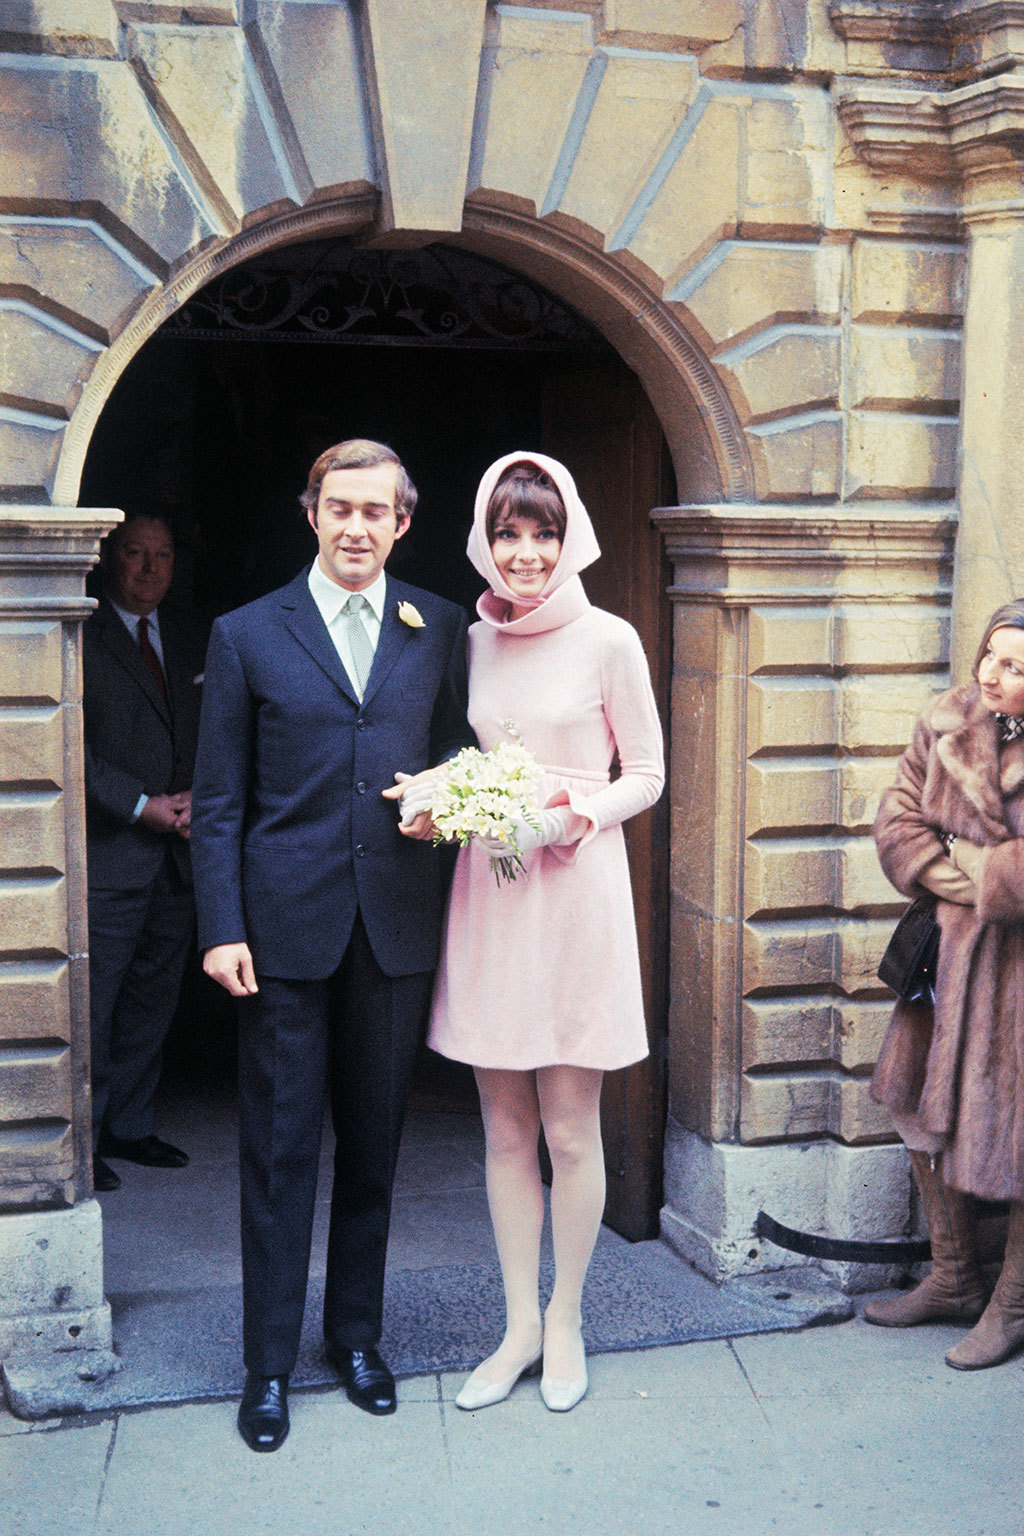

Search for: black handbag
xmin=878 ymin=897 xmax=940 ymax=1004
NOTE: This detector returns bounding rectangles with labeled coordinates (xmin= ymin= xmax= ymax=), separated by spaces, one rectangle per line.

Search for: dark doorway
xmin=80 ymin=239 xmax=672 ymax=1239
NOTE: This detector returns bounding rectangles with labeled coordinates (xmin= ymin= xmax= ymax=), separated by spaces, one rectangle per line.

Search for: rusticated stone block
xmin=0 ymin=221 xmax=152 ymax=341
xmin=677 ymin=242 xmax=844 ymax=349
xmin=0 ymin=420 xmax=63 ymax=501
xmin=748 ymin=411 xmax=843 ymax=500
xmin=744 ymin=836 xmax=893 ymax=920
xmin=126 ymin=23 xmax=292 ymax=227
xmin=841 ymin=675 xmax=939 ymax=753
xmin=740 ymin=1071 xmax=892 ymax=1143
xmin=0 ymin=58 xmax=211 ymax=264
xmin=740 ymin=94 xmax=828 ymax=234
xmin=620 ymin=96 xmax=741 ymax=285
xmin=0 ymin=1044 xmax=71 ymax=1123
xmin=0 ymin=0 xmax=118 ymax=57
xmin=742 ymin=997 xmax=893 ymax=1073
xmin=832 ymin=604 xmax=949 ymax=672
xmin=0 ymin=1118 xmax=70 ymax=1173
xmin=0 ymin=792 xmax=63 ymax=875
xmin=557 ymin=51 xmax=700 ymax=237
xmin=0 ymin=876 xmax=67 ymax=955
xmin=745 ymin=757 xmax=896 ymax=838
xmin=603 ymin=0 xmax=742 ymax=43
xmin=0 ymin=621 xmax=62 ymax=704
xmin=747 ymin=605 xmax=832 ymax=674
xmin=0 ymin=961 xmax=71 ymax=1043
xmin=364 ymin=0 xmax=488 ymax=232
xmin=748 ymin=603 xmax=948 ymax=677
xmin=747 ymin=676 xmax=840 ymax=754
xmin=471 ymin=8 xmax=593 ymax=210
xmin=847 ymin=411 xmax=958 ymax=499
xmin=0 ymin=707 xmax=64 ymax=788
xmin=744 ymin=915 xmax=896 ymax=995
xmin=851 ymin=240 xmax=964 ymax=326
xmin=0 ymin=303 xmax=100 ymax=415
xmin=721 ymin=329 xmax=840 ymax=427
xmin=850 ymin=325 xmax=961 ymax=413
xmin=250 ymin=1 xmax=372 ymax=196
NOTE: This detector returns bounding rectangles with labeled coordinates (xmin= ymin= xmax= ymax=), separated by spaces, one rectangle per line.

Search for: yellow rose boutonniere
xmin=398 ymin=601 xmax=425 ymax=629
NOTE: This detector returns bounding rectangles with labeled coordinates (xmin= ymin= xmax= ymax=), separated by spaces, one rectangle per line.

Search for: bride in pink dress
xmin=428 ymin=451 xmax=664 ymax=1413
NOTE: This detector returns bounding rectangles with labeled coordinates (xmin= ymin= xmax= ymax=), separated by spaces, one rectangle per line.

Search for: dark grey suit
xmin=83 ymin=596 xmax=204 ymax=1145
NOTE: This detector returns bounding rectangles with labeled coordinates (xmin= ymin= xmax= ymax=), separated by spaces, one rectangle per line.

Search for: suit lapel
xmin=282 ymin=572 xmax=360 ymax=706
xmin=97 ymin=599 xmax=172 ymax=727
xmin=361 ymin=578 xmax=411 ymax=706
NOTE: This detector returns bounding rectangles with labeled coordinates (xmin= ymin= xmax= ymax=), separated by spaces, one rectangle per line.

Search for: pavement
xmin=3 ymin=1079 xmax=1024 ymax=1536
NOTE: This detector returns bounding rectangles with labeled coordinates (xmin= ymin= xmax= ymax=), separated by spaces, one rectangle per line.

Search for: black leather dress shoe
xmin=92 ymin=1155 xmax=121 ymax=1192
xmin=327 ymin=1346 xmax=397 ymax=1416
xmin=237 ymin=1372 xmax=289 ymax=1452
xmin=97 ymin=1132 xmax=189 ymax=1168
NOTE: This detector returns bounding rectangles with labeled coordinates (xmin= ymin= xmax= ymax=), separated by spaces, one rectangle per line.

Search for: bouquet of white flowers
xmin=430 ymin=735 xmax=543 ymax=885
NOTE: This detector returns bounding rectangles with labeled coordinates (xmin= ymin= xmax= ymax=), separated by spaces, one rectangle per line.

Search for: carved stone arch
xmin=55 ymin=194 xmax=753 ymax=507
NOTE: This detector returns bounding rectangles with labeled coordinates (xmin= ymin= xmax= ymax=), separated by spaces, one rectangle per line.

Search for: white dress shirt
xmin=307 ymin=559 xmax=386 ymax=697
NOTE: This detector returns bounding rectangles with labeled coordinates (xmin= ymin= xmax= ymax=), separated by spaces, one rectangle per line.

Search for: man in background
xmin=83 ymin=514 xmax=204 ymax=1192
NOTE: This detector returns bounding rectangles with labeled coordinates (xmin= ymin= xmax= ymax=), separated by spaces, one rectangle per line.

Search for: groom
xmin=190 ymin=440 xmax=473 ymax=1451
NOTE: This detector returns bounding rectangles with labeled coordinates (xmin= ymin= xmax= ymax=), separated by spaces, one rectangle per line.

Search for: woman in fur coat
xmin=868 ymin=599 xmax=1024 ymax=1369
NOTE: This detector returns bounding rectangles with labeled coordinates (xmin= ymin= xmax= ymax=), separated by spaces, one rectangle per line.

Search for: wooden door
xmin=542 ymin=366 xmax=672 ymax=1240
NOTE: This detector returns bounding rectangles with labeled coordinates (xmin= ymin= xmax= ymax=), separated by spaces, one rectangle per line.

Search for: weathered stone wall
xmin=2 ymin=0 xmax=1023 ymax=1327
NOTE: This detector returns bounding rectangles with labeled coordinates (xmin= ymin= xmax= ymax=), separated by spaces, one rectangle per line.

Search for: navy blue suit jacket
xmin=190 ymin=569 xmax=473 ymax=980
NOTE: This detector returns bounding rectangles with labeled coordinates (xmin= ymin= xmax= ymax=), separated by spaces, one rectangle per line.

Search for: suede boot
xmin=864 ymin=1151 xmax=987 ymax=1327
xmin=946 ymin=1201 xmax=1024 ymax=1370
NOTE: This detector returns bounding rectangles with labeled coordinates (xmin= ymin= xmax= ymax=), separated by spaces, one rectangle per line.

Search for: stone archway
xmin=0 ymin=2 xmax=969 ymax=1408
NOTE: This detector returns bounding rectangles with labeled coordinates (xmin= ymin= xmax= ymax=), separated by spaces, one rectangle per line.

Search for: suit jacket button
xmin=356 ymin=781 xmax=367 ymax=794
xmin=355 ymin=844 xmax=366 ymax=857
xmin=355 ymin=718 xmax=366 ymax=730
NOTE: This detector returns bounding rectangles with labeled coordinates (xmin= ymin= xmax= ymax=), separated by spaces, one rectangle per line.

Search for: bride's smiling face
xmin=490 ymin=514 xmax=562 ymax=600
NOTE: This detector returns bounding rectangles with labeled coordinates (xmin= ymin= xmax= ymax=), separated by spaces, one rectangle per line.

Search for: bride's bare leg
xmin=536 ymin=1065 xmax=605 ymax=1389
xmin=462 ymin=1067 xmax=544 ymax=1390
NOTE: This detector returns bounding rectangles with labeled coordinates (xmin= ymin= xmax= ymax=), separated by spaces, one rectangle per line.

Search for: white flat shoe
xmin=539 ymin=1367 xmax=588 ymax=1412
xmin=455 ymin=1348 xmax=542 ymax=1411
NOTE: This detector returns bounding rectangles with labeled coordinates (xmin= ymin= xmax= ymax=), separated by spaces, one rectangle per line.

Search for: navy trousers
xmin=238 ymin=914 xmax=432 ymax=1376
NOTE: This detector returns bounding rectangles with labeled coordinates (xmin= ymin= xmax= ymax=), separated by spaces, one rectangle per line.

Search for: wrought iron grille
xmin=163 ymin=242 xmax=611 ymax=353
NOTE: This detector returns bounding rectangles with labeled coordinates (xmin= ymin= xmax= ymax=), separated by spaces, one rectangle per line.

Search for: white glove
xmin=398 ymin=777 xmax=438 ymax=825
xmin=475 ymin=806 xmax=576 ymax=857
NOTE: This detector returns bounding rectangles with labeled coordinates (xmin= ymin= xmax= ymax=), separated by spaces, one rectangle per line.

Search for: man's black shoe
xmin=237 ymin=1372 xmax=289 ymax=1452
xmin=327 ymin=1346 xmax=397 ymax=1415
xmin=97 ymin=1132 xmax=189 ymax=1168
xmin=92 ymin=1155 xmax=121 ymax=1192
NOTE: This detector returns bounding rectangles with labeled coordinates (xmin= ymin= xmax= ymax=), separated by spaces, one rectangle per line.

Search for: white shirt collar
xmin=308 ymin=560 xmax=388 ymax=624
xmin=107 ymin=596 xmax=159 ymax=635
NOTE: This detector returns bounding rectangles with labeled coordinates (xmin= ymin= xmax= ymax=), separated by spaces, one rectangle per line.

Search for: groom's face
xmin=309 ymin=462 xmax=410 ymax=591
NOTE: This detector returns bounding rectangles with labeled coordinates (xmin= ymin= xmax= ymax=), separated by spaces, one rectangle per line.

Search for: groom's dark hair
xmin=300 ymin=439 xmax=418 ymax=523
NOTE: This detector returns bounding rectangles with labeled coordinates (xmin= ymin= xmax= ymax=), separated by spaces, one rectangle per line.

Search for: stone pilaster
xmin=0 ymin=507 xmax=118 ymax=1392
xmin=653 ymin=502 xmax=955 ymax=1283
xmin=836 ymin=66 xmax=1024 ymax=676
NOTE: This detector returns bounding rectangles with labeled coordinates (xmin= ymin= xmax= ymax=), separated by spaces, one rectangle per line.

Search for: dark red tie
xmin=137 ymin=616 xmax=168 ymax=704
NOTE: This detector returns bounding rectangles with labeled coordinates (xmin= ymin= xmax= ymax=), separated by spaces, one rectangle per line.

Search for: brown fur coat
xmin=872 ymin=682 xmax=1024 ymax=1201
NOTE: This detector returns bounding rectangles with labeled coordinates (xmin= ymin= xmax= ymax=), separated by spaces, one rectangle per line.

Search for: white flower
xmin=397 ymin=601 xmax=425 ymax=629
xmin=430 ymin=740 xmax=543 ymax=884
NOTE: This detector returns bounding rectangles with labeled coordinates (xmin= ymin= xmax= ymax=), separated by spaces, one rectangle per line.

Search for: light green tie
xmin=343 ymin=592 xmax=374 ymax=698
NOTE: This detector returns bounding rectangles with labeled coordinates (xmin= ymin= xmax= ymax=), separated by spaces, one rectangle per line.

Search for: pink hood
xmin=467 ymin=451 xmax=601 ymax=635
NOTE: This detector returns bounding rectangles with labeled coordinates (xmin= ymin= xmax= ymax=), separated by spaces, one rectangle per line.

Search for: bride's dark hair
xmin=485 ymin=462 xmax=567 ymax=543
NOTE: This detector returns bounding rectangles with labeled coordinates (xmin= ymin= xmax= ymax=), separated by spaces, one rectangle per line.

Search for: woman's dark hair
xmin=973 ymin=598 xmax=1024 ymax=677
xmin=485 ymin=462 xmax=567 ymax=543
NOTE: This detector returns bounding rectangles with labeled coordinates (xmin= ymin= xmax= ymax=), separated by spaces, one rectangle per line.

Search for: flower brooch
xmin=398 ymin=601 xmax=425 ymax=629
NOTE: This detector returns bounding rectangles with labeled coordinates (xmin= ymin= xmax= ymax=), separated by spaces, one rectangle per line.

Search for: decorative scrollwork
xmin=163 ymin=241 xmax=611 ymax=352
